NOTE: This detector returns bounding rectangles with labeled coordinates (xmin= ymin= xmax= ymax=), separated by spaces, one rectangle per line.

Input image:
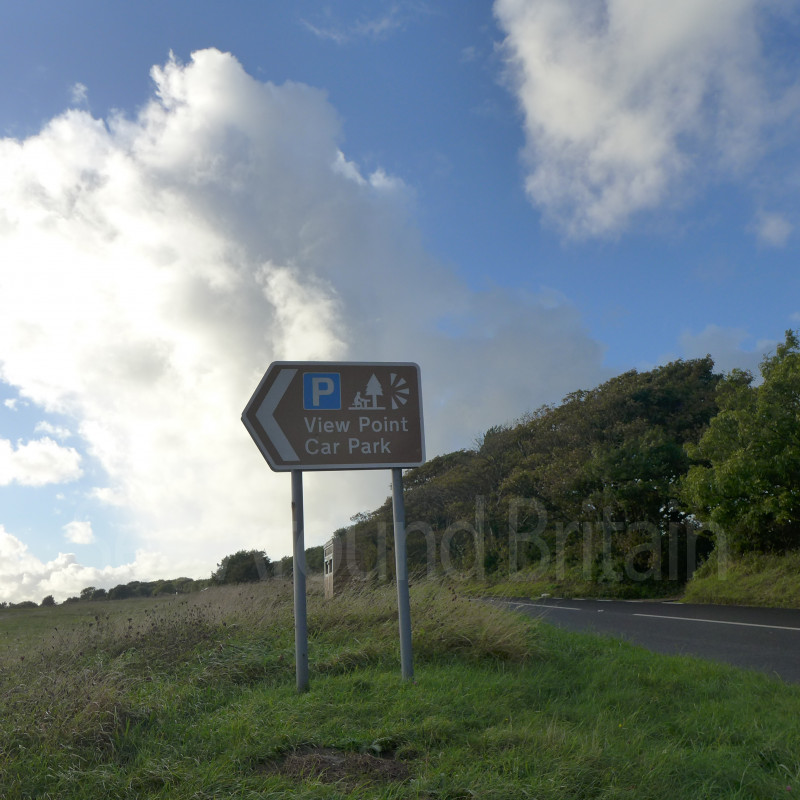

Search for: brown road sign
xmin=242 ymin=362 xmax=425 ymax=471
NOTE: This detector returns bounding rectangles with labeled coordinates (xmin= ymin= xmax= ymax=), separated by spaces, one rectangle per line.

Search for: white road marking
xmin=633 ymin=613 xmax=800 ymax=632
xmin=514 ymin=602 xmax=581 ymax=612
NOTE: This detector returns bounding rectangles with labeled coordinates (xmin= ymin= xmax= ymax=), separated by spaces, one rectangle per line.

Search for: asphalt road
xmin=491 ymin=597 xmax=800 ymax=684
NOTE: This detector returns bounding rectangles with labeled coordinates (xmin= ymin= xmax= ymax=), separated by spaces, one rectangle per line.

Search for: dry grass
xmin=409 ymin=583 xmax=536 ymax=662
xmin=0 ymin=582 xmax=296 ymax=756
xmin=0 ymin=579 xmax=532 ymax=758
xmin=260 ymin=746 xmax=411 ymax=790
xmin=309 ymin=581 xmax=536 ymax=668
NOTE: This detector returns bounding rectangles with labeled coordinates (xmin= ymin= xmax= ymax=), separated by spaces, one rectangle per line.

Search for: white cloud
xmin=70 ymin=82 xmax=89 ymax=106
xmin=63 ymin=520 xmax=94 ymax=545
xmin=494 ymin=0 xmax=795 ymax=237
xmin=753 ymin=210 xmax=793 ymax=247
xmin=0 ymin=437 xmax=82 ymax=486
xmin=333 ymin=150 xmax=367 ymax=185
xmin=301 ymin=2 xmax=423 ymax=44
xmin=35 ymin=421 xmax=73 ymax=440
xmin=368 ymin=168 xmax=407 ymax=192
xmin=4 ymin=398 xmax=18 ymax=410
xmin=0 ymin=49 xmax=608 ymax=601
xmin=0 ymin=525 xmax=172 ymax=603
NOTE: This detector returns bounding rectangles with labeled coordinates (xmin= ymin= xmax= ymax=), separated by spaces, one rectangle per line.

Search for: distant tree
xmin=41 ymin=595 xmax=56 ymax=607
xmin=92 ymin=588 xmax=107 ymax=601
xmin=212 ymin=549 xmax=271 ymax=584
xmin=80 ymin=586 xmax=96 ymax=601
xmin=305 ymin=545 xmax=324 ymax=573
xmin=11 ymin=601 xmax=37 ymax=609
xmin=172 ymin=577 xmax=200 ymax=593
xmin=682 ymin=330 xmax=800 ymax=553
xmin=277 ymin=555 xmax=293 ymax=578
xmin=108 ymin=583 xmax=135 ymax=601
xmin=63 ymin=596 xmax=80 ymax=604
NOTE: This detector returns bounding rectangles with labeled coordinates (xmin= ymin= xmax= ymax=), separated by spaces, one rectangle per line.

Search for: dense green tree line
xmin=332 ymin=334 xmax=800 ymax=589
xmin=12 ymin=546 xmax=327 ymax=607
xmin=683 ymin=330 xmax=800 ymax=554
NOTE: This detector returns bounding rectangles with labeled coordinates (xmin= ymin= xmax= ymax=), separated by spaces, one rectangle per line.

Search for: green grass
xmin=472 ymin=548 xmax=800 ymax=609
xmin=2 ymin=580 xmax=799 ymax=798
xmin=473 ymin=562 xmax=683 ymax=603
xmin=683 ymin=548 xmax=800 ymax=607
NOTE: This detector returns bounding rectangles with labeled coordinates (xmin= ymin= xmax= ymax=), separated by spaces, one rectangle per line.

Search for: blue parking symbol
xmin=303 ymin=373 xmax=341 ymax=410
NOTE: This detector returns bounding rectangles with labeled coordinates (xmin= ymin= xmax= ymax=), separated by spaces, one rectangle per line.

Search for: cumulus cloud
xmin=63 ymin=520 xmax=94 ymax=545
xmin=494 ymin=0 xmax=795 ymax=237
xmin=0 ymin=49 xmax=607 ymax=600
xmin=0 ymin=525 xmax=171 ymax=603
xmin=0 ymin=437 xmax=82 ymax=486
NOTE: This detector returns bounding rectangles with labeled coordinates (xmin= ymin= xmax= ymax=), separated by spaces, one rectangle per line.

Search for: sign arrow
xmin=254 ymin=367 xmax=298 ymax=463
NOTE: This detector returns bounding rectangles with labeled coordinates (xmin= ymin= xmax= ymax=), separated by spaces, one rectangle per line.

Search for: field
xmin=1 ymin=580 xmax=799 ymax=799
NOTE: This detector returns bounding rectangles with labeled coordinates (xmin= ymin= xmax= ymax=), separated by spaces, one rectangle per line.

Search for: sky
xmin=1 ymin=0 xmax=799 ymax=603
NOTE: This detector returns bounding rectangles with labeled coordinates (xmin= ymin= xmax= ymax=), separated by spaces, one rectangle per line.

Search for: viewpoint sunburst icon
xmin=389 ymin=373 xmax=410 ymax=410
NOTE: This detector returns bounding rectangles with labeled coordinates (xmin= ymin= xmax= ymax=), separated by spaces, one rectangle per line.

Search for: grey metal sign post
xmin=290 ymin=470 xmax=309 ymax=692
xmin=242 ymin=362 xmax=425 ymax=691
xmin=392 ymin=467 xmax=413 ymax=680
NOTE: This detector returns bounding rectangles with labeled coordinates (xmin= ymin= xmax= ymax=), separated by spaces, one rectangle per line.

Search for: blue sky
xmin=1 ymin=0 xmax=799 ymax=602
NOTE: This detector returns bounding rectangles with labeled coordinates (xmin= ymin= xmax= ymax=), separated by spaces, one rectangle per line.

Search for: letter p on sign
xmin=303 ymin=373 xmax=341 ymax=410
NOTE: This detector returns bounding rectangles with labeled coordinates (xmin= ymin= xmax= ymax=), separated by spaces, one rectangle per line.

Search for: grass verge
xmin=472 ymin=563 xmax=682 ymax=602
xmin=1 ymin=580 xmax=799 ymax=798
xmin=683 ymin=548 xmax=800 ymax=607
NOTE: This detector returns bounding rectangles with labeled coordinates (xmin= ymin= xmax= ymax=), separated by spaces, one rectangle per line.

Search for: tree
xmin=108 ymin=583 xmax=135 ymax=600
xmin=305 ymin=545 xmax=324 ymax=573
xmin=319 ymin=357 xmax=719 ymax=585
xmin=277 ymin=555 xmax=293 ymax=578
xmin=682 ymin=331 xmax=800 ymax=553
xmin=41 ymin=595 xmax=56 ymax=607
xmin=497 ymin=358 xmax=719 ymax=579
xmin=212 ymin=549 xmax=271 ymax=584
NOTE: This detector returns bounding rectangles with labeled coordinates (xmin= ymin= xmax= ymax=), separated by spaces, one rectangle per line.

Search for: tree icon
xmin=365 ymin=374 xmax=383 ymax=409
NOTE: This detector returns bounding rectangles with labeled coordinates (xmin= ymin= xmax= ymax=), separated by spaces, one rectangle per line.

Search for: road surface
xmin=491 ymin=597 xmax=800 ymax=684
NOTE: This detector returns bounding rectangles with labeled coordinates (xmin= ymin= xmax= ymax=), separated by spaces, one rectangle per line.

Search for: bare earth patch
xmin=263 ymin=746 xmax=411 ymax=789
